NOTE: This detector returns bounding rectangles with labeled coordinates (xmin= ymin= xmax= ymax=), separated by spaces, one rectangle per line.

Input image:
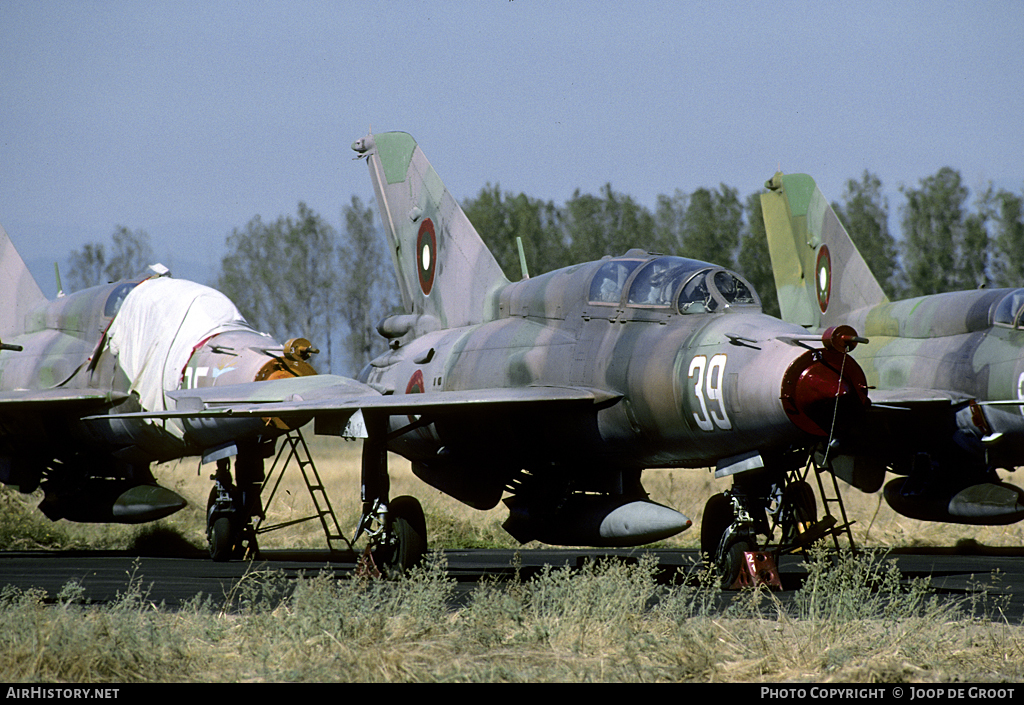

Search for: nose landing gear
xmin=701 ymin=453 xmax=856 ymax=588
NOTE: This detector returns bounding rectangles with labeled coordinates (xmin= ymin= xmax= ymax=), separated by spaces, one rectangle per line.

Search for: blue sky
xmin=2 ymin=1 xmax=1022 ymax=294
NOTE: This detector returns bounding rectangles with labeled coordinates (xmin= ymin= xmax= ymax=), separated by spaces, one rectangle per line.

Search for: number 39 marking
xmin=688 ymin=354 xmax=732 ymax=431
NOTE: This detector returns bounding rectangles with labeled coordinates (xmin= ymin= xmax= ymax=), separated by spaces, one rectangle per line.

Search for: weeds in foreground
xmin=1 ymin=549 xmax=1022 ymax=682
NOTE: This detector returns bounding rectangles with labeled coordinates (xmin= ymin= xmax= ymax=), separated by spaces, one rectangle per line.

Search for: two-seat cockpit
xmin=588 ymin=255 xmax=759 ymax=315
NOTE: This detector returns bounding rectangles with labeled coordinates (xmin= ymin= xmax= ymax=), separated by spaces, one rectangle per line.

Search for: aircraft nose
xmin=780 ymin=345 xmax=869 ymax=437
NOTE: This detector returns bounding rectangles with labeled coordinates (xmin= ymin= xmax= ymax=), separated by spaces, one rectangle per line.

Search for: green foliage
xmin=463 ymin=184 xmax=567 ymax=277
xmin=217 ymin=200 xmax=396 ymax=375
xmin=990 ymin=186 xmax=1024 ymax=288
xmin=218 ymin=203 xmax=339 ymax=372
xmin=834 ymin=171 xmax=901 ymax=298
xmin=84 ymin=163 xmax=1023 ymax=380
xmin=736 ymin=191 xmax=780 ymax=317
xmin=564 ymin=184 xmax=655 ymax=264
xmin=67 ymin=226 xmax=154 ymax=291
xmin=337 ymin=195 xmax=398 ymax=374
xmin=900 ymin=167 xmax=988 ymax=296
xmin=654 ymin=185 xmax=742 ymax=268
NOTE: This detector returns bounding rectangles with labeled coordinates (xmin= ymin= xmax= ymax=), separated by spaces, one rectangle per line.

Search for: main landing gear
xmin=206 ymin=445 xmax=266 ymax=562
xmin=204 ymin=427 xmax=428 ymax=574
xmin=353 ymin=414 xmax=428 ymax=575
xmin=701 ymin=452 xmax=856 ymax=588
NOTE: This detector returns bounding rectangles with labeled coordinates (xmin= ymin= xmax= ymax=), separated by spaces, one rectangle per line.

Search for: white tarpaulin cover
xmin=105 ymin=277 xmax=267 ymax=432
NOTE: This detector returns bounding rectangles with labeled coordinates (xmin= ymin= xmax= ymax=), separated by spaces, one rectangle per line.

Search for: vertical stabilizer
xmin=761 ymin=173 xmax=887 ymax=329
xmin=0 ymin=223 xmax=47 ymax=337
xmin=352 ymin=132 xmax=510 ymax=331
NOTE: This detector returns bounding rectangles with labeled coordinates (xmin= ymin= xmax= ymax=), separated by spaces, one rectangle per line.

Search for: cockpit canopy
xmin=589 ymin=255 xmax=759 ymax=314
xmin=993 ymin=289 xmax=1024 ymax=328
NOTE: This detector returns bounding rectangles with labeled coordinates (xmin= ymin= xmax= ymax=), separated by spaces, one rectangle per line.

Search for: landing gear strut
xmin=353 ymin=413 xmax=428 ymax=575
xmin=702 ymin=452 xmax=855 ymax=588
xmin=701 ymin=492 xmax=756 ymax=588
xmin=203 ymin=426 xmax=428 ymax=572
xmin=205 ymin=443 xmax=267 ymax=561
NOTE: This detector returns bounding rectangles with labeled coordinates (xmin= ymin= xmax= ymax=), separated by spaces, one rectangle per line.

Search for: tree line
xmin=67 ymin=166 xmax=1024 ymax=375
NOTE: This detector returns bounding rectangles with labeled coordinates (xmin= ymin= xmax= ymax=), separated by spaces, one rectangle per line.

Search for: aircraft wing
xmin=866 ymin=387 xmax=970 ymax=410
xmin=0 ymin=389 xmax=128 ymax=408
xmin=88 ymin=374 xmax=617 ymax=428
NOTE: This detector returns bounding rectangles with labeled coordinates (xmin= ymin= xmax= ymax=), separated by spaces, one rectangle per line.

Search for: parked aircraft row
xmin=1 ymin=132 xmax=1021 ymax=583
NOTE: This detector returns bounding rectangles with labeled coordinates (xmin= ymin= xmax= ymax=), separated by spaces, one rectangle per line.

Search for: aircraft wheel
xmin=700 ymin=493 xmax=733 ymax=561
xmin=781 ymin=480 xmax=819 ymax=546
xmin=378 ymin=495 xmax=427 ymax=575
xmin=209 ymin=516 xmax=234 ymax=562
xmin=720 ymin=538 xmax=752 ymax=589
xmin=784 ymin=480 xmax=816 ymax=525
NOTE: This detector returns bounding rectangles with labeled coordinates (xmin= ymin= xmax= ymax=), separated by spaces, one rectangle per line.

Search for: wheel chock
xmin=355 ymin=546 xmax=382 ymax=579
xmin=729 ymin=550 xmax=782 ymax=590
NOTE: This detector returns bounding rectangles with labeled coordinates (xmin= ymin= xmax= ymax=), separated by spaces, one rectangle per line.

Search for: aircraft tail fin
xmin=760 ymin=172 xmax=887 ymax=329
xmin=0 ymin=222 xmax=47 ymax=337
xmin=353 ymin=132 xmax=510 ymax=331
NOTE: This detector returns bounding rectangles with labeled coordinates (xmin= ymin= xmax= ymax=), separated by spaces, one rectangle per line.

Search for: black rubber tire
xmin=700 ymin=493 xmax=733 ymax=560
xmin=209 ymin=516 xmax=234 ymax=562
xmin=378 ymin=495 xmax=428 ymax=575
xmin=720 ymin=538 xmax=752 ymax=589
xmin=784 ymin=480 xmax=817 ymax=525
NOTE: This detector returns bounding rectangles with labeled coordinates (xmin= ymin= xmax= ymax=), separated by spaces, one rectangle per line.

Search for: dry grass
xmin=2 ymin=550 xmax=1023 ymax=683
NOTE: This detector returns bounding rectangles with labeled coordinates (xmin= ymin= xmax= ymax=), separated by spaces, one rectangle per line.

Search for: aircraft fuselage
xmin=362 ymin=252 xmax=868 ymax=505
xmin=834 ymin=288 xmax=1024 ymax=470
xmin=0 ymin=277 xmax=312 ymax=510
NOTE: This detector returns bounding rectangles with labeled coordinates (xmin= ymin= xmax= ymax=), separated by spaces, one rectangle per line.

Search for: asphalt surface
xmin=3 ymin=546 xmax=1024 ymax=620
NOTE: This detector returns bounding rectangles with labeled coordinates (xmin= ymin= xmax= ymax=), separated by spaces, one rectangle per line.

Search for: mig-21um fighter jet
xmin=0 ymin=222 xmax=322 ymax=559
xmin=762 ymin=172 xmax=1024 ymax=528
xmin=146 ymin=132 xmax=872 ymax=582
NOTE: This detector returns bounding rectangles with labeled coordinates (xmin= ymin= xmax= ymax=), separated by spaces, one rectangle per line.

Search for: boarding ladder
xmin=253 ymin=428 xmax=352 ymax=552
xmin=809 ymin=454 xmax=857 ymax=553
xmin=773 ymin=452 xmax=857 ymax=556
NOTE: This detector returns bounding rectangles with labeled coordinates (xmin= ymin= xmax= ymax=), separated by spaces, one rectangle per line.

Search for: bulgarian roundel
xmin=816 ymin=245 xmax=831 ymax=313
xmin=416 ymin=219 xmax=437 ymax=296
xmin=406 ymin=369 xmax=425 ymax=394
xmin=404 ymin=369 xmax=429 ymax=435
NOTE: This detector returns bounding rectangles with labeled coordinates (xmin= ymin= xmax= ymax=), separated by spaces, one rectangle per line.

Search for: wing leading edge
xmin=87 ymin=373 xmax=618 ymax=430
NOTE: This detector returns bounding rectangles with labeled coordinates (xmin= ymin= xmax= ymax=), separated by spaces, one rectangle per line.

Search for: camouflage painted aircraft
xmin=762 ymin=172 xmax=1024 ymax=526
xmin=0 ymin=222 xmax=321 ymax=559
xmin=134 ymin=132 xmax=871 ymax=579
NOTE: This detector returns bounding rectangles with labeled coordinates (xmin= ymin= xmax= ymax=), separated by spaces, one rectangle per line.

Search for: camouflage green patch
xmin=375 ymin=132 xmax=417 ymax=185
xmin=864 ymin=302 xmax=900 ymax=338
xmin=782 ymin=174 xmax=817 ymax=217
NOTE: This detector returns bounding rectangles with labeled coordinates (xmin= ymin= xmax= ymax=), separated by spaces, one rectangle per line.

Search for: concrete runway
xmin=2 ymin=546 xmax=1024 ymax=620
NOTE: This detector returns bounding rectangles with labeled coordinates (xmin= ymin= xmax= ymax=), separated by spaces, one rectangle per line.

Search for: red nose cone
xmin=781 ymin=348 xmax=869 ymax=436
